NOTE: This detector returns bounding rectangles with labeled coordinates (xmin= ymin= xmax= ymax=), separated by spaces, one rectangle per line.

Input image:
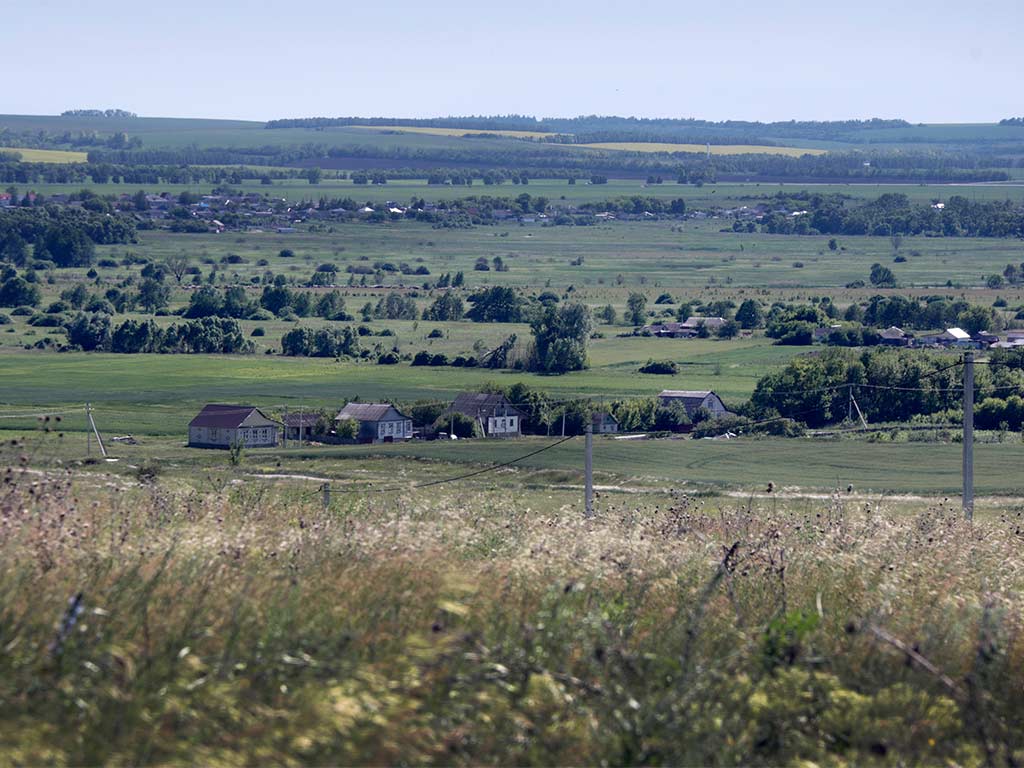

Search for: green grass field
xmin=580 ymin=142 xmax=827 ymax=156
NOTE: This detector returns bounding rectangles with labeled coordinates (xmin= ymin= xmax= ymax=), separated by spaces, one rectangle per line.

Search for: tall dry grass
xmin=3 ymin=458 xmax=1024 ymax=765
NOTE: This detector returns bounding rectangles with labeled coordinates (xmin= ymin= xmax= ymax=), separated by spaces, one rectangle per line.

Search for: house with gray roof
xmin=658 ymin=390 xmax=730 ymax=419
xmin=336 ymin=403 xmax=412 ymax=443
xmin=447 ymin=393 xmax=524 ymax=437
xmin=188 ymin=404 xmax=279 ymax=449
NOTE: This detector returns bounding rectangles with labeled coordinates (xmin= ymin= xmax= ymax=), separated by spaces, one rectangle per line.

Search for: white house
xmin=448 ymin=393 xmax=524 ymax=437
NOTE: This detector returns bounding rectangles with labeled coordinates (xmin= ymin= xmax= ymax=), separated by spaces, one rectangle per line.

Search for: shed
xmin=188 ymin=404 xmax=279 ymax=449
xmin=591 ymin=411 xmax=619 ymax=434
xmin=283 ymin=412 xmax=322 ymax=442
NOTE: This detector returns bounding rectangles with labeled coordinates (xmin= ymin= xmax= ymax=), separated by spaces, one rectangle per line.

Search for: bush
xmin=377 ymin=351 xmax=400 ymax=364
xmin=639 ymin=359 xmax=678 ymax=375
xmin=251 ymin=327 xmax=266 ymax=337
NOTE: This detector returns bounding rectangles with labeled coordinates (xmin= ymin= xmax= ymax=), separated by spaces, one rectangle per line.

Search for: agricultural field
xmin=580 ymin=142 xmax=828 ymax=156
xmin=347 ymin=125 xmax=559 ymax=140
xmin=1 ymin=147 xmax=88 ymax=163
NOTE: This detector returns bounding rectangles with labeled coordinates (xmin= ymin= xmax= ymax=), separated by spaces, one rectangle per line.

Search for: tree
xmin=465 ymin=286 xmax=524 ymax=323
xmin=137 ymin=278 xmax=170 ymax=313
xmin=305 ymin=167 xmax=323 ymax=185
xmin=957 ymin=305 xmax=997 ymax=335
xmin=65 ymin=312 xmax=111 ymax=351
xmin=869 ymin=263 xmax=896 ymax=288
xmin=165 ymin=253 xmax=189 ymax=284
xmin=41 ymin=225 xmax=95 ymax=267
xmin=717 ymin=319 xmax=741 ymax=339
xmin=423 ymin=293 xmax=464 ymax=321
xmin=828 ymin=238 xmax=838 ymax=251
xmin=530 ymin=302 xmax=592 ymax=374
xmin=626 ymin=293 xmax=647 ymax=326
xmin=598 ymin=304 xmax=617 ymax=325
xmin=184 ymin=285 xmax=223 ymax=318
xmin=735 ymin=299 xmax=764 ymax=329
xmin=0 ymin=276 xmax=41 ymax=307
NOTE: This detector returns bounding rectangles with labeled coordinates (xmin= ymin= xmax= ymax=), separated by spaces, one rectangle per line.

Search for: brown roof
xmin=189 ymin=404 xmax=277 ymax=429
xmin=283 ymin=412 xmax=321 ymax=427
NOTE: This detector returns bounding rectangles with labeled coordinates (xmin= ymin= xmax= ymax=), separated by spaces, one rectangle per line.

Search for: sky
xmin=4 ymin=0 xmax=1022 ymax=123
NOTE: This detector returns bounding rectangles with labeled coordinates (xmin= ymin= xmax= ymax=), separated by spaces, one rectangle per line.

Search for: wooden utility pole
xmin=962 ymin=351 xmax=974 ymax=521
xmin=584 ymin=423 xmax=594 ymax=518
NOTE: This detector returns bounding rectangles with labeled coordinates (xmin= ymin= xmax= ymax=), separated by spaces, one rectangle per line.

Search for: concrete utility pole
xmin=86 ymin=403 xmax=91 ymax=458
xmin=584 ymin=423 xmax=594 ymax=518
xmin=322 ymin=482 xmax=331 ymax=513
xmin=962 ymin=351 xmax=974 ymax=521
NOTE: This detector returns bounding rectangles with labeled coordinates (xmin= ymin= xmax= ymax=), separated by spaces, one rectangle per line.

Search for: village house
xmin=447 ymin=393 xmax=524 ymax=438
xmin=591 ymin=411 xmax=619 ymax=434
xmin=641 ymin=321 xmax=698 ymax=338
xmin=658 ymin=390 xmax=731 ymax=419
xmin=682 ymin=316 xmax=727 ymax=331
xmin=188 ymin=404 xmax=279 ymax=449
xmin=336 ymin=403 xmax=412 ymax=443
xmin=879 ymin=326 xmax=912 ymax=346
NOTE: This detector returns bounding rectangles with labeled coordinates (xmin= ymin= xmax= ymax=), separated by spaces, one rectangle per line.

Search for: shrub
xmin=639 ymin=359 xmax=678 ymax=375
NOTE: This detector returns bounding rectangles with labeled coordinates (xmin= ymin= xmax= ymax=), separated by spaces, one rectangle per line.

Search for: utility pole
xmin=86 ymin=403 xmax=107 ymax=458
xmin=584 ymin=422 xmax=594 ymax=518
xmin=322 ymin=482 xmax=331 ymax=513
xmin=962 ymin=351 xmax=974 ymax=521
xmin=561 ymin=411 xmax=566 ymax=438
xmin=85 ymin=402 xmax=91 ymax=458
xmin=283 ymin=405 xmax=288 ymax=449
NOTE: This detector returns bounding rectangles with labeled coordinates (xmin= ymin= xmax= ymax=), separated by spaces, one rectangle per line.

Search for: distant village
xmin=186 ymin=389 xmax=731 ymax=450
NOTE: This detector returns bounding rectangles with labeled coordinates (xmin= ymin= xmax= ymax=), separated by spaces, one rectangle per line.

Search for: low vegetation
xmin=3 ymin=466 xmax=1024 ymax=765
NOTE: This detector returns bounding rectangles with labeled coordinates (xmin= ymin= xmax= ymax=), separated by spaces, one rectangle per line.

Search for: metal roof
xmin=336 ymin=403 xmax=408 ymax=422
xmin=189 ymin=404 xmax=277 ymax=429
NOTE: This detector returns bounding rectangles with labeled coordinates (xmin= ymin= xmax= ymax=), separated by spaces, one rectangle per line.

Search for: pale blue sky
xmin=5 ymin=0 xmax=1021 ymax=122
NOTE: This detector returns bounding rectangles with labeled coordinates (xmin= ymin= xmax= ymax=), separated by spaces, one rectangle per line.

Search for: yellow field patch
xmin=347 ymin=125 xmax=556 ymax=140
xmin=1 ymin=147 xmax=89 ymax=163
xmin=579 ymin=142 xmax=827 ymax=157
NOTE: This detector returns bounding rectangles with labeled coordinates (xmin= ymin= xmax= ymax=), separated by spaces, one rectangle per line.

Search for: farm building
xmin=188 ymin=404 xmax=279 ymax=449
xmin=282 ymin=412 xmax=322 ymax=442
xmin=591 ymin=411 xmax=619 ymax=434
xmin=879 ymin=326 xmax=912 ymax=346
xmin=447 ymin=393 xmax=524 ymax=438
xmin=336 ymin=403 xmax=412 ymax=443
xmin=918 ymin=328 xmax=976 ymax=348
xmin=641 ymin=321 xmax=698 ymax=338
xmin=658 ymin=390 xmax=731 ymax=419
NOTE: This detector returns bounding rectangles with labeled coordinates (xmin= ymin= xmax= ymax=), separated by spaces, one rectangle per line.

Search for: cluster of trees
xmin=182 ymin=282 xmax=351 ymax=322
xmin=61 ymin=109 xmax=138 ymax=118
xmin=749 ymin=348 xmax=1024 ymax=428
xmin=758 ymin=193 xmax=1024 ymax=238
xmin=0 ymin=206 xmax=136 ymax=266
xmin=280 ymin=327 xmax=360 ymax=358
xmin=63 ymin=314 xmax=252 ymax=354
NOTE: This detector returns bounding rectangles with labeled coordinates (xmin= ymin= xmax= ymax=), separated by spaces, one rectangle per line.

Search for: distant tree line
xmin=756 ymin=192 xmax=1024 ymax=238
xmin=61 ymin=109 xmax=138 ymax=118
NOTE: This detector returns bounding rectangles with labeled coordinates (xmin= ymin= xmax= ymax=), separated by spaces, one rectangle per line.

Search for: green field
xmin=580 ymin=142 xmax=827 ymax=156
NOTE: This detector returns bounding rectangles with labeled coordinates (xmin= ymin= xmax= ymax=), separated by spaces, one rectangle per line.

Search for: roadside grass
xmin=3 ymin=467 xmax=1024 ymax=764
